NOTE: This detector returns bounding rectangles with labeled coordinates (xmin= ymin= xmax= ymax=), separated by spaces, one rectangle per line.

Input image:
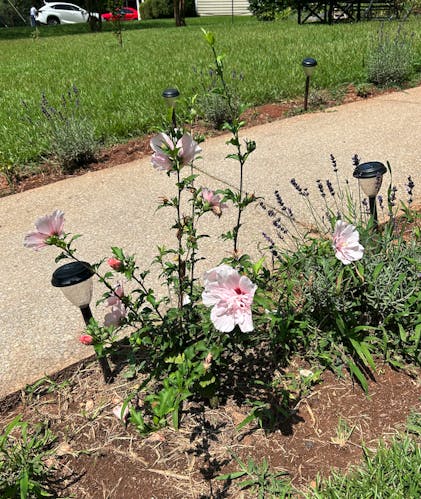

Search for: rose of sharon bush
xmin=150 ymin=132 xmax=201 ymax=172
xmin=332 ymin=220 xmax=364 ymax=265
xmin=202 ymin=264 xmax=257 ymax=333
xmin=24 ymin=209 xmax=65 ymax=250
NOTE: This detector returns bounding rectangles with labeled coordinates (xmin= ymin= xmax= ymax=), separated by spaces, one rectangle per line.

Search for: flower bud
xmin=107 ymin=257 xmax=122 ymax=271
xmin=79 ymin=334 xmax=93 ymax=345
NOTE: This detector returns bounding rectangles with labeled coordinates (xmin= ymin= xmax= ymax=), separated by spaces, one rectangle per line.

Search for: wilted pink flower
xmin=104 ymin=282 xmax=126 ymax=327
xmin=24 ymin=209 xmax=65 ymax=250
xmin=201 ymin=188 xmax=227 ymax=217
xmin=203 ymin=352 xmax=213 ymax=370
xmin=107 ymin=257 xmax=122 ymax=271
xmin=150 ymin=132 xmax=201 ymax=172
xmin=332 ymin=220 xmax=364 ymax=265
xmin=79 ymin=334 xmax=93 ymax=345
xmin=202 ymin=264 xmax=257 ymax=333
xmin=112 ymin=403 xmax=130 ymax=422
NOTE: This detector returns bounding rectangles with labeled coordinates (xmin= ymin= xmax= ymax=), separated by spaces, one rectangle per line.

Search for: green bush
xmin=367 ymin=23 xmax=415 ymax=86
xmin=139 ymin=0 xmax=196 ymax=20
xmin=248 ymin=0 xmax=291 ymax=20
xmin=23 ymin=86 xmax=99 ymax=173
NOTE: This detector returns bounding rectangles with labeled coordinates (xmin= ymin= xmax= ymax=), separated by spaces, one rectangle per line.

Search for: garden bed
xmin=1 ymin=358 xmax=420 ymax=498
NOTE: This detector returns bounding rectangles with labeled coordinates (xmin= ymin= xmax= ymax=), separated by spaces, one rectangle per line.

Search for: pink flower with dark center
xmin=107 ymin=257 xmax=122 ymax=271
xmin=79 ymin=334 xmax=93 ymax=345
xmin=150 ymin=132 xmax=201 ymax=172
xmin=104 ymin=283 xmax=126 ymax=327
xmin=201 ymin=188 xmax=227 ymax=217
xmin=24 ymin=209 xmax=65 ymax=250
xmin=202 ymin=264 xmax=257 ymax=333
xmin=332 ymin=220 xmax=364 ymax=265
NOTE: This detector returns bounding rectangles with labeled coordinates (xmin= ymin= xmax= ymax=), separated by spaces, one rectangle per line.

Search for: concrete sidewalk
xmin=1 ymin=87 xmax=420 ymax=400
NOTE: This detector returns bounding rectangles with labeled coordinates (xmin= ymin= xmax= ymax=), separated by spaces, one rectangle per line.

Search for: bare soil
xmin=0 ymin=84 xmax=394 ymax=198
xmin=1 ymin=359 xmax=420 ymax=498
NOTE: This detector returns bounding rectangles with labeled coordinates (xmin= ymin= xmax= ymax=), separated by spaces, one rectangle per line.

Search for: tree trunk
xmin=174 ymin=0 xmax=186 ymax=26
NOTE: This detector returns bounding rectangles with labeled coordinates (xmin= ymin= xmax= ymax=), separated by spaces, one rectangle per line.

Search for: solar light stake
xmin=52 ymin=261 xmax=112 ymax=383
xmin=353 ymin=161 xmax=387 ymax=230
xmin=302 ymin=58 xmax=317 ymax=111
xmin=162 ymin=88 xmax=180 ymax=129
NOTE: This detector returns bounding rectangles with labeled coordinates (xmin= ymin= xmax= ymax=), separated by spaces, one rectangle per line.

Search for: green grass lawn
xmin=1 ymin=16 xmax=420 ymax=171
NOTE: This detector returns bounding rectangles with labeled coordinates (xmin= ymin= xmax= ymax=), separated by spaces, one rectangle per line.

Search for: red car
xmin=101 ymin=7 xmax=138 ymax=22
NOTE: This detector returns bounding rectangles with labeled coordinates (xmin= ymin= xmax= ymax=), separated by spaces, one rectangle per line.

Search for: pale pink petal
xmin=23 ymin=231 xmax=49 ymax=250
xmin=177 ymin=134 xmax=201 ymax=164
xmin=332 ymin=220 xmax=364 ymax=265
xmin=112 ymin=404 xmax=129 ymax=421
xmin=202 ymin=265 xmax=256 ymax=333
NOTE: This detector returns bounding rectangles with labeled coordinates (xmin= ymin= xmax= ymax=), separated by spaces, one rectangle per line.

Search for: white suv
xmin=36 ymin=2 xmax=99 ymax=25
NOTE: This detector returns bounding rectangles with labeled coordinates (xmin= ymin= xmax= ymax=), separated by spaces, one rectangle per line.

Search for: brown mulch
xmin=0 ymin=83 xmax=394 ymax=198
xmin=1 ymin=359 xmax=420 ymax=498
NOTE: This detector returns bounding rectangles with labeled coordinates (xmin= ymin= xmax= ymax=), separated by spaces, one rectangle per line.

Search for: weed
xmin=0 ymin=416 xmax=57 ymax=498
xmin=217 ymin=455 xmax=293 ymax=498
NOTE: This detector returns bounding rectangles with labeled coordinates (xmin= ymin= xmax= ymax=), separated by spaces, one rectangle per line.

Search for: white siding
xmin=195 ymin=0 xmax=251 ymax=16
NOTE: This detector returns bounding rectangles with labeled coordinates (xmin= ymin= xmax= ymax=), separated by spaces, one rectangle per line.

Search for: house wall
xmin=195 ymin=0 xmax=251 ymax=16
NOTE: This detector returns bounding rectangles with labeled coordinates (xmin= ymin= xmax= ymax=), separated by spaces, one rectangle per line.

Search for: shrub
xmin=367 ymin=23 xmax=415 ymax=86
xmin=22 ymin=85 xmax=99 ymax=173
xmin=196 ymin=91 xmax=239 ymax=129
xmin=248 ymin=0 xmax=291 ymax=21
xmin=139 ymin=0 xmax=196 ymax=20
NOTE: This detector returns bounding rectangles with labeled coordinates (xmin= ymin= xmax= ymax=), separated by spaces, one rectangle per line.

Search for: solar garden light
xmin=52 ymin=261 xmax=112 ymax=382
xmin=302 ymin=58 xmax=317 ymax=111
xmin=162 ymin=87 xmax=180 ymax=129
xmin=353 ymin=161 xmax=387 ymax=229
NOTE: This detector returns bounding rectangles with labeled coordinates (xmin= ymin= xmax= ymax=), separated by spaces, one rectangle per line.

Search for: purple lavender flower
xmin=316 ymin=179 xmax=326 ymax=198
xmin=330 ymin=154 xmax=338 ymax=173
xmin=326 ymin=180 xmax=335 ymax=197
xmin=406 ymin=176 xmax=414 ymax=204
xmin=378 ymin=195 xmax=384 ymax=210
xmin=352 ymin=154 xmax=360 ymax=168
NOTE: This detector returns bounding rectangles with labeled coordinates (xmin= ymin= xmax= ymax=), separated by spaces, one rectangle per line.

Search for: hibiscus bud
xmin=79 ymin=334 xmax=93 ymax=345
xmin=107 ymin=257 xmax=122 ymax=271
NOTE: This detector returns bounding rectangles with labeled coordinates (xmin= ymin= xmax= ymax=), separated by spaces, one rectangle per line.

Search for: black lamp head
xmin=52 ymin=261 xmax=94 ymax=308
xmin=353 ymin=161 xmax=387 ymax=198
xmin=162 ymin=88 xmax=180 ymax=105
xmin=52 ymin=261 xmax=93 ymax=288
xmin=302 ymin=58 xmax=317 ymax=76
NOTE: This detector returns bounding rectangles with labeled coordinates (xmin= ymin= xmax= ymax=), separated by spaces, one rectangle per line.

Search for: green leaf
xmin=20 ymin=470 xmax=29 ymax=499
xmin=348 ymin=361 xmax=368 ymax=393
xmin=216 ymin=471 xmax=247 ymax=480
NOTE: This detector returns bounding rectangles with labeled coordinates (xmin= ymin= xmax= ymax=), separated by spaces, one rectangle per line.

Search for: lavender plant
xmin=22 ymin=86 xmax=98 ymax=174
xmin=261 ymin=157 xmax=420 ymax=387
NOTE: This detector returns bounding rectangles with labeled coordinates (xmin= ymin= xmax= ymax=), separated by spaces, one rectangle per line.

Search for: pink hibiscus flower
xmin=24 ymin=209 xmax=65 ymax=250
xmin=202 ymin=264 xmax=257 ymax=333
xmin=201 ymin=188 xmax=227 ymax=217
xmin=332 ymin=220 xmax=364 ymax=265
xmin=104 ymin=283 xmax=126 ymax=327
xmin=150 ymin=132 xmax=201 ymax=172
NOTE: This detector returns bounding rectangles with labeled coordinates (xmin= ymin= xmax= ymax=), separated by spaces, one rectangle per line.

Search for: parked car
xmin=36 ymin=2 xmax=99 ymax=25
xmin=101 ymin=7 xmax=138 ymax=22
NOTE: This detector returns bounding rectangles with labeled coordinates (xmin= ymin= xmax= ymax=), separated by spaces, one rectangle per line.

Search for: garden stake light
xmin=162 ymin=87 xmax=180 ymax=129
xmin=51 ymin=261 xmax=113 ymax=382
xmin=353 ymin=161 xmax=387 ymax=229
xmin=302 ymin=58 xmax=317 ymax=111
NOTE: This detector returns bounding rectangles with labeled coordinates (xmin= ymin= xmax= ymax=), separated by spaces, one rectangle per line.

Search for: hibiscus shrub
xmin=24 ymin=31 xmax=420 ymax=433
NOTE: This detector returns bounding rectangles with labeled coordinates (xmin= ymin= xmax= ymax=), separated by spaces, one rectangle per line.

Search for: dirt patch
xmin=1 ymin=361 xmax=419 ymax=498
xmin=0 ymin=84 xmax=396 ymax=198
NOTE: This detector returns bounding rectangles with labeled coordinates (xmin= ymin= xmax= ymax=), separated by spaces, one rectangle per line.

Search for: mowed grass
xmin=1 ymin=16 xmax=421 ymax=169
